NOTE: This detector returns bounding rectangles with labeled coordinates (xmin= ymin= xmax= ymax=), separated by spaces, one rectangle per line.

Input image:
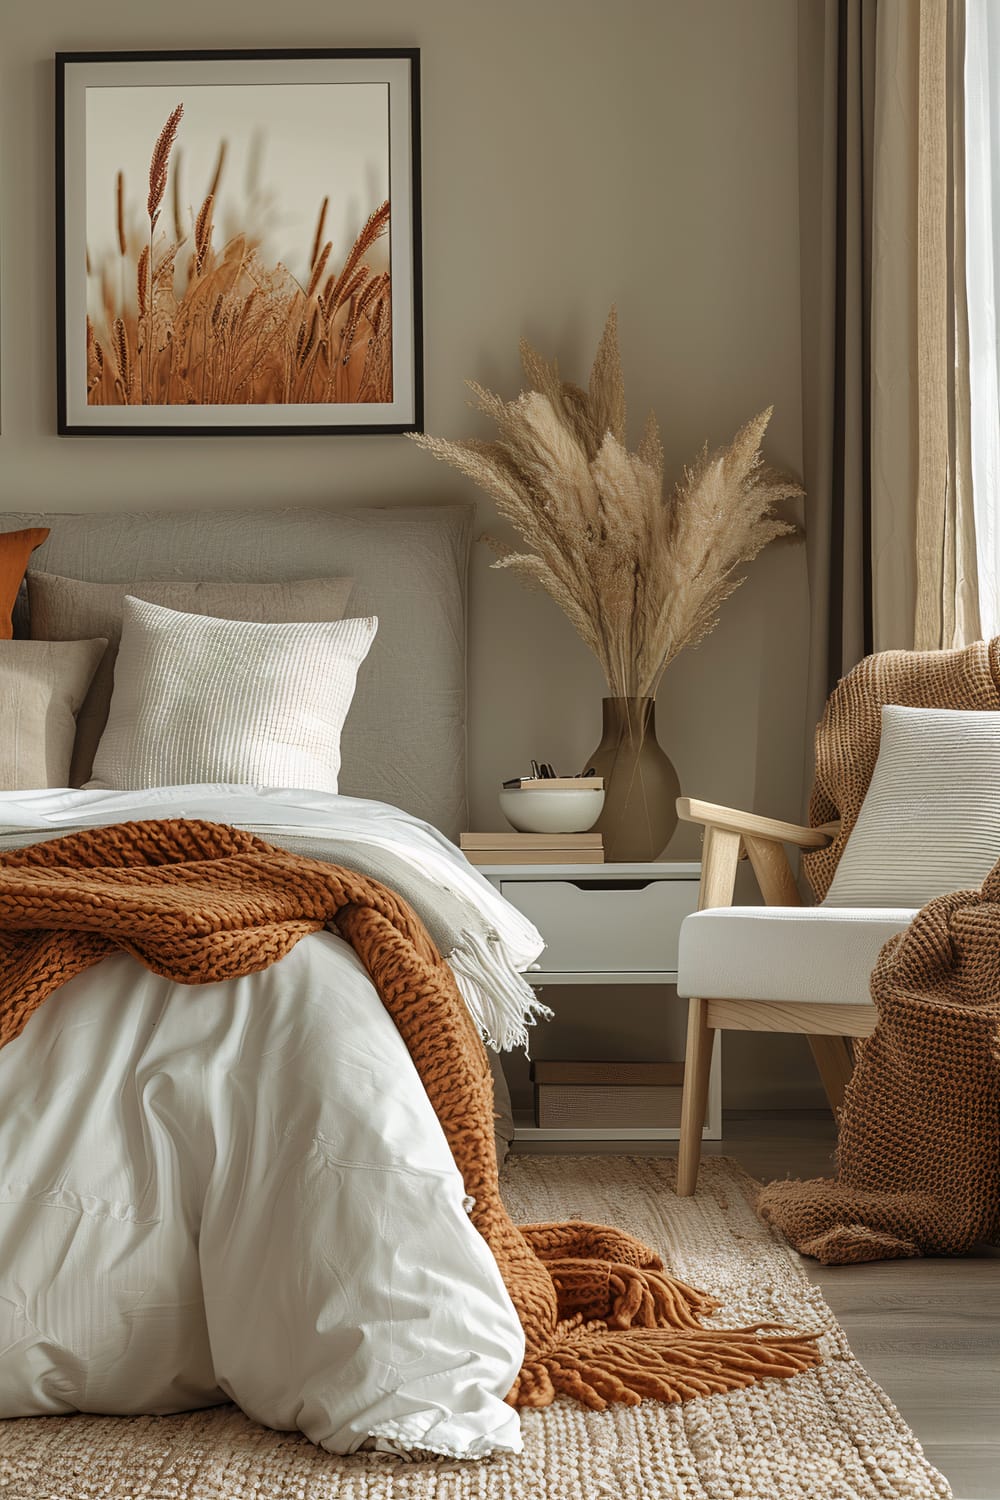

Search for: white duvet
xmin=0 ymin=788 xmax=545 ymax=1459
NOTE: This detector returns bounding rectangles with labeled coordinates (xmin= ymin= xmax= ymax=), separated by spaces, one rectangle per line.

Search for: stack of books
xmin=459 ymin=832 xmax=604 ymax=866
xmin=502 ymin=775 xmax=603 ymax=791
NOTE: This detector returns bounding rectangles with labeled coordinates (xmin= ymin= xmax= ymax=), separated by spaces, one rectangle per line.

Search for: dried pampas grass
xmin=411 ymin=310 xmax=801 ymax=698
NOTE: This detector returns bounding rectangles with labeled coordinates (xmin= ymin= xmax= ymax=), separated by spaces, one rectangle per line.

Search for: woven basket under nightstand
xmin=531 ymin=1059 xmax=687 ymax=1129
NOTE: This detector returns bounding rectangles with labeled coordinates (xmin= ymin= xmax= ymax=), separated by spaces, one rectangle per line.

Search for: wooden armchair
xmin=673 ymin=798 xmax=886 ymax=1197
xmin=673 ymin=637 xmax=1000 ymax=1196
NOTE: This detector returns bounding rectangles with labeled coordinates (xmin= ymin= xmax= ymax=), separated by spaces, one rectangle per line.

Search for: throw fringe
xmin=450 ymin=928 xmax=552 ymax=1051
xmin=508 ymin=1218 xmax=821 ymax=1410
xmin=509 ymin=1325 xmax=823 ymax=1411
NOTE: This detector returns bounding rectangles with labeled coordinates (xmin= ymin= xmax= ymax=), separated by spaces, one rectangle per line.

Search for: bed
xmin=0 ymin=506 xmax=545 ymax=1460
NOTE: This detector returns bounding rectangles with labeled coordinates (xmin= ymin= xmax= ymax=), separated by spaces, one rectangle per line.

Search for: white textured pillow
xmin=1 ymin=639 xmax=106 ymax=789
xmin=824 ymin=704 xmax=1000 ymax=907
xmin=27 ymin=571 xmax=355 ymax=787
xmin=89 ymin=598 xmax=377 ymax=793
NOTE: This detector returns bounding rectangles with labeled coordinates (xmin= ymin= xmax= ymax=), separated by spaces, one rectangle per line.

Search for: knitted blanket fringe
xmin=760 ymin=639 xmax=1000 ymax=1264
xmin=0 ymin=819 xmax=821 ymax=1411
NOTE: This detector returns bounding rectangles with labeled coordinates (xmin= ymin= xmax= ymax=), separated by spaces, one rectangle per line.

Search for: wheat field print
xmin=58 ymin=51 xmax=422 ymax=434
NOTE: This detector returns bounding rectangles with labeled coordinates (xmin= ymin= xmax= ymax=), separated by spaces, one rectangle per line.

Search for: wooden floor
xmin=514 ymin=1111 xmax=1000 ymax=1500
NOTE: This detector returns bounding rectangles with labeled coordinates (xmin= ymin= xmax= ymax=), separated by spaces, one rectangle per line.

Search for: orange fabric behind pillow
xmin=0 ymin=528 xmax=49 ymax=639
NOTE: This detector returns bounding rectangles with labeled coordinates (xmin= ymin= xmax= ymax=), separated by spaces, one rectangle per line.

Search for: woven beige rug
xmin=0 ymin=1156 xmax=951 ymax=1500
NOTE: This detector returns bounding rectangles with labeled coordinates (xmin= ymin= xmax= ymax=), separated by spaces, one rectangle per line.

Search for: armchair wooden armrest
xmin=677 ymin=798 xmax=838 ymax=849
xmin=676 ymin=797 xmax=840 ymax=910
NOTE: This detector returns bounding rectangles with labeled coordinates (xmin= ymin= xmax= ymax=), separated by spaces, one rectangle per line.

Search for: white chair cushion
xmin=824 ymin=704 xmax=1000 ymax=908
xmin=676 ymin=905 xmax=917 ymax=1003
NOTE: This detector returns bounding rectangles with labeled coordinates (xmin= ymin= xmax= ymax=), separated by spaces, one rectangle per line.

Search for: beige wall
xmin=0 ymin=0 xmax=821 ymax=1107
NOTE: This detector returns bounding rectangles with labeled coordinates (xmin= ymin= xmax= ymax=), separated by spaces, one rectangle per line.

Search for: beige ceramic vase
xmin=586 ymin=697 xmax=680 ymax=862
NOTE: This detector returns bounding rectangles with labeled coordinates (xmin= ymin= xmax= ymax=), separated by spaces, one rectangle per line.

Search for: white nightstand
xmin=479 ymin=861 xmax=722 ymax=1144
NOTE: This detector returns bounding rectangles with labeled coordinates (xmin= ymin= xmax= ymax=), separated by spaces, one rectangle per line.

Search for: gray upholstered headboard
xmin=7 ymin=505 xmax=472 ymax=840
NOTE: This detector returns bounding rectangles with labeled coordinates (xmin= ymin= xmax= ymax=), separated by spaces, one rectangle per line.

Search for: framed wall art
xmin=56 ymin=48 xmax=422 ymax=436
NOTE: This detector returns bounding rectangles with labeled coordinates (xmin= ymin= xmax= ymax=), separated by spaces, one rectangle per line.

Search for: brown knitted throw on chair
xmin=0 ymin=819 xmax=820 ymax=1412
xmin=759 ymin=638 xmax=1000 ymax=1264
xmin=759 ymin=876 xmax=1000 ymax=1263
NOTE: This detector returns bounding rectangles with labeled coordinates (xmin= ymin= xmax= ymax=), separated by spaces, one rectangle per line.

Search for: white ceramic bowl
xmin=498 ymin=787 xmax=605 ymax=834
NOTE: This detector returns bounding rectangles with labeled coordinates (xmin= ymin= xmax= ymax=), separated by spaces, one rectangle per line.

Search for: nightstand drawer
xmin=499 ymin=877 xmax=699 ymax=973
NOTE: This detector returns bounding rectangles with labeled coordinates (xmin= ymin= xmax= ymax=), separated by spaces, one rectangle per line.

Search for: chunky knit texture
xmin=759 ymin=874 xmax=1000 ymax=1263
xmin=0 ymin=819 xmax=820 ymax=1411
xmin=761 ymin=640 xmax=1000 ymax=1263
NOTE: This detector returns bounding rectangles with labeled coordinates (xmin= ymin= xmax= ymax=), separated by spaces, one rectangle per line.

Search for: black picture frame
xmin=56 ymin=48 xmax=423 ymax=436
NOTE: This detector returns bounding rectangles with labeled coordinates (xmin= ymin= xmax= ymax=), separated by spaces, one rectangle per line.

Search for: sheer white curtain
xmin=966 ymin=0 xmax=1000 ymax=638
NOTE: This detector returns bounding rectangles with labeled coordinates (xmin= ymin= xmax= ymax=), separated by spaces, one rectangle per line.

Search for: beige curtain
xmin=801 ymin=0 xmax=979 ymax=701
xmin=869 ymin=0 xmax=917 ymax=649
xmin=873 ymin=0 xmax=980 ymax=649
xmin=914 ymin=1 xmax=980 ymax=647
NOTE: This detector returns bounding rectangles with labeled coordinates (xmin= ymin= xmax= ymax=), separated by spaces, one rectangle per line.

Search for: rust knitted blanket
xmin=759 ymin=639 xmax=1000 ymax=1264
xmin=0 ymin=818 xmax=820 ymax=1412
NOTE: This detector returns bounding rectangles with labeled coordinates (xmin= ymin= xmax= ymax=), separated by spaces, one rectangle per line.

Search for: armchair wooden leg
xmin=677 ymin=997 xmax=715 ymax=1197
xmin=808 ymin=1035 xmax=854 ymax=1113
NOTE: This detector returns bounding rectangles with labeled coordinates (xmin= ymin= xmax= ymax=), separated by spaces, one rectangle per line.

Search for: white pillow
xmin=89 ymin=598 xmax=377 ymax=793
xmin=823 ymin=704 xmax=1000 ymax=907
xmin=27 ymin=570 xmax=355 ymax=787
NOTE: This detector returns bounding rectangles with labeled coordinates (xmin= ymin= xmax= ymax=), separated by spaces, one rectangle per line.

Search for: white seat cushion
xmin=677 ymin=905 xmax=917 ymax=1004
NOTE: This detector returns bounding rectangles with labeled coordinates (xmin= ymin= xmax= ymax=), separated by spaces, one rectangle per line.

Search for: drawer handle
xmin=565 ymin=879 xmax=659 ymax=891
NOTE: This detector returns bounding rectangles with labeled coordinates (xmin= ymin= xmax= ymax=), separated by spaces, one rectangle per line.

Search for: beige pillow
xmin=0 ymin=639 xmax=107 ymax=789
xmin=27 ymin=572 xmax=354 ymax=786
xmin=824 ymin=704 xmax=1000 ymax=907
xmin=89 ymin=598 xmax=377 ymax=793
